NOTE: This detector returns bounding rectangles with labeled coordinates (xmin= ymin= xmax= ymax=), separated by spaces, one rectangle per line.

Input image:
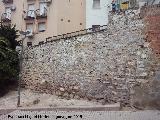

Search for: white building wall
xmin=86 ymin=0 xmax=112 ymax=28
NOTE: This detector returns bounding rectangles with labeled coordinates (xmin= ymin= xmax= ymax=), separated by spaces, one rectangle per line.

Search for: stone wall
xmin=22 ymin=14 xmax=156 ymax=106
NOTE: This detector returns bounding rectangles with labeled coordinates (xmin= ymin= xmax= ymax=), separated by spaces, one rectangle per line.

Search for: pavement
xmin=0 ymin=110 xmax=160 ymax=120
xmin=0 ymin=103 xmax=120 ymax=116
xmin=0 ymin=104 xmax=160 ymax=120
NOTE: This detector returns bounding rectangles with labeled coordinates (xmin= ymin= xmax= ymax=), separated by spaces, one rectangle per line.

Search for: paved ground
xmin=0 ymin=89 xmax=104 ymax=108
xmin=0 ymin=110 xmax=160 ymax=120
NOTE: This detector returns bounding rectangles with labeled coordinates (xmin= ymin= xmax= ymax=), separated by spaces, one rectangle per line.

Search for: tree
xmin=0 ymin=24 xmax=19 ymax=96
xmin=0 ymin=24 xmax=19 ymax=49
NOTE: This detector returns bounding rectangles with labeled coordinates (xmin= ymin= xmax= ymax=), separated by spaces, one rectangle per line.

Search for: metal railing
xmin=35 ymin=8 xmax=48 ymax=19
xmin=24 ymin=10 xmax=36 ymax=20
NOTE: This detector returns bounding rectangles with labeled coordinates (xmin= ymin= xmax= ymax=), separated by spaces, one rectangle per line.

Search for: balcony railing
xmin=1 ymin=13 xmax=11 ymax=22
xmin=2 ymin=0 xmax=13 ymax=4
xmin=24 ymin=10 xmax=35 ymax=20
xmin=35 ymin=8 xmax=47 ymax=19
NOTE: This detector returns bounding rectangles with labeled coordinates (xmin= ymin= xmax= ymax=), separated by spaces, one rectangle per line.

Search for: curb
xmin=0 ymin=104 xmax=120 ymax=115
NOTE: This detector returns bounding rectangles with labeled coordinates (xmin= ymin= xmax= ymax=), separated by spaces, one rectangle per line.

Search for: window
xmin=5 ymin=7 xmax=11 ymax=19
xmin=93 ymin=0 xmax=100 ymax=9
xmin=39 ymin=2 xmax=47 ymax=15
xmin=28 ymin=4 xmax=35 ymax=17
xmin=26 ymin=23 xmax=33 ymax=33
xmin=38 ymin=22 xmax=46 ymax=32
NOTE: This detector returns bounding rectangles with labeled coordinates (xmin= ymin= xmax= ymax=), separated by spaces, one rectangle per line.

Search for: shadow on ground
xmin=0 ymin=79 xmax=17 ymax=97
xmin=132 ymin=79 xmax=160 ymax=110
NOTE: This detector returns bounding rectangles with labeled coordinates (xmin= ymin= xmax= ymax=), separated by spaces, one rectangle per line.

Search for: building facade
xmin=0 ymin=0 xmax=86 ymax=46
xmin=86 ymin=0 xmax=110 ymax=28
xmin=0 ymin=0 xmax=113 ymax=46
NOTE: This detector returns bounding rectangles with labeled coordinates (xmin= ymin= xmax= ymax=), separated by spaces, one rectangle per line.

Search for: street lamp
xmin=17 ymin=30 xmax=30 ymax=107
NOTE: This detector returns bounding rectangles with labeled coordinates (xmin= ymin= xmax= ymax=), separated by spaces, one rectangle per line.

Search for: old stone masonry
xmin=22 ymin=13 xmax=156 ymax=106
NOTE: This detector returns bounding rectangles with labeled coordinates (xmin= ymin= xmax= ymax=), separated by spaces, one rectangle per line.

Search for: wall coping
xmin=20 ymin=25 xmax=108 ymax=49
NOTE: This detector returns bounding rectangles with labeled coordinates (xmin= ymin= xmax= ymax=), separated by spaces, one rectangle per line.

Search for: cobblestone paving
xmin=0 ymin=110 xmax=160 ymax=120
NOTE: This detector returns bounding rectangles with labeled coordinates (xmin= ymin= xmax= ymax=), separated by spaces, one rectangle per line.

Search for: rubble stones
xmin=22 ymin=14 xmax=156 ymax=106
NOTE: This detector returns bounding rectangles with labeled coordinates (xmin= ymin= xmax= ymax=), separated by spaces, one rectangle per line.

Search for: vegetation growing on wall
xmin=0 ymin=24 xmax=19 ymax=96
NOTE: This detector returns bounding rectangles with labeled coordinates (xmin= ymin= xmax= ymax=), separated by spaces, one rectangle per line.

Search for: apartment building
xmin=0 ymin=0 xmax=86 ymax=46
xmin=0 ymin=0 xmax=112 ymax=46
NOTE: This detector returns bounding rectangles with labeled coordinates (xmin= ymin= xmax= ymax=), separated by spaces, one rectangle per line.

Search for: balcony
xmin=2 ymin=0 xmax=13 ymax=4
xmin=1 ymin=13 xmax=11 ymax=22
xmin=24 ymin=10 xmax=35 ymax=20
xmin=35 ymin=8 xmax=47 ymax=19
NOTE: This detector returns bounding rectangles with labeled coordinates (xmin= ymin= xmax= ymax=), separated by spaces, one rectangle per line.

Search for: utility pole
xmin=17 ymin=31 xmax=29 ymax=107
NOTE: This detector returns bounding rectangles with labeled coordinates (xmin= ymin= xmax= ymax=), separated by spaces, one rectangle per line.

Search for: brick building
xmin=141 ymin=4 xmax=160 ymax=56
